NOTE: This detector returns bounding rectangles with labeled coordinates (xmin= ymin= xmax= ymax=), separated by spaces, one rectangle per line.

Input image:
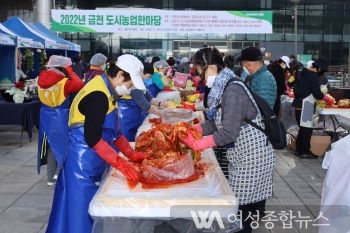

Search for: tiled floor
xmin=0 ymin=125 xmax=327 ymax=233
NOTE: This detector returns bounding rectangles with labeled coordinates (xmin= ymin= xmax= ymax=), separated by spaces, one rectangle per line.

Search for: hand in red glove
xmin=111 ymin=158 xmax=139 ymax=181
xmin=181 ymin=132 xmax=216 ymax=151
xmin=114 ymin=135 xmax=150 ymax=162
xmin=192 ymin=124 xmax=203 ymax=136
xmin=323 ymin=95 xmax=334 ymax=106
xmin=180 ymin=101 xmax=196 ymax=111
xmin=93 ymin=139 xmax=139 ymax=181
xmin=162 ymin=86 xmax=172 ymax=91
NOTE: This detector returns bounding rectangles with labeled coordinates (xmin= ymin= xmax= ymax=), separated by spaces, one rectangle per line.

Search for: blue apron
xmin=147 ymin=83 xmax=161 ymax=98
xmin=37 ymin=98 xmax=69 ymax=173
xmin=46 ymin=76 xmax=121 ymax=233
xmin=118 ymin=97 xmax=148 ymax=142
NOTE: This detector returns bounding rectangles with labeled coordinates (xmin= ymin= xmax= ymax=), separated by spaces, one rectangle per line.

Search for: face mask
xmin=189 ymin=64 xmax=194 ymax=68
xmin=206 ymin=75 xmax=216 ymax=88
xmin=115 ymin=84 xmax=130 ymax=96
xmin=240 ymin=69 xmax=248 ymax=81
xmin=243 ymin=66 xmax=251 ymax=76
xmin=280 ymin=63 xmax=287 ymax=69
xmin=101 ymin=64 xmax=106 ymax=71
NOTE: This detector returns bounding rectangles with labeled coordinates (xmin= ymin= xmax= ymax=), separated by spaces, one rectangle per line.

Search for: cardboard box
xmin=287 ymin=133 xmax=331 ymax=157
xmin=310 ymin=135 xmax=331 ymax=157
xmin=287 ymin=132 xmax=297 ymax=151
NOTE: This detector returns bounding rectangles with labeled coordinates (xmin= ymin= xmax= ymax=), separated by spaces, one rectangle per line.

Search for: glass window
xmin=246 ymin=34 xmax=260 ymax=41
xmin=188 ymin=0 xmax=208 ymax=10
xmin=303 ymin=9 xmax=323 ymax=40
xmin=266 ymin=33 xmax=284 ymax=41
xmin=231 ymin=42 xmax=243 ymax=49
xmin=208 ymin=0 xmax=227 ymax=10
xmin=173 ymin=0 xmax=188 ymax=9
xmin=144 ymin=0 xmax=163 ymax=8
xmin=188 ymin=33 xmax=207 ymax=39
xmin=168 ymin=33 xmax=188 ymax=40
xmin=207 ymin=33 xmax=226 ymax=40
xmin=226 ymin=0 xmax=246 ymax=9
xmin=227 ymin=34 xmax=245 ymax=40
xmin=271 ymin=1 xmax=285 ymax=9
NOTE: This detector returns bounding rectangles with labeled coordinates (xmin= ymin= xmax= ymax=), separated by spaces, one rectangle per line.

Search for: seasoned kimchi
xmin=135 ymin=121 xmax=204 ymax=188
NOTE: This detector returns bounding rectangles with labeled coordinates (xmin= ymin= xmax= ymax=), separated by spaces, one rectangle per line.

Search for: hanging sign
xmin=52 ymin=9 xmax=272 ymax=34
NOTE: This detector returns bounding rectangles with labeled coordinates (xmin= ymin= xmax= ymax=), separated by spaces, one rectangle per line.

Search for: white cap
xmin=116 ymin=54 xmax=146 ymax=90
xmin=180 ymin=57 xmax=189 ymax=64
xmin=144 ymin=56 xmax=153 ymax=63
xmin=280 ymin=56 xmax=290 ymax=68
xmin=263 ymin=60 xmax=270 ymax=66
xmin=46 ymin=55 xmax=72 ymax=68
xmin=306 ymin=60 xmax=314 ymax=68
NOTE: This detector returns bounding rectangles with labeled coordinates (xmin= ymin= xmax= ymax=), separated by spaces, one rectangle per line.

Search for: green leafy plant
xmin=23 ymin=48 xmax=34 ymax=76
xmin=39 ymin=50 xmax=47 ymax=71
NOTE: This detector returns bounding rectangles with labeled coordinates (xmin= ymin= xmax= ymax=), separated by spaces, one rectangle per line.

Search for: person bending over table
xmin=180 ymin=47 xmax=276 ymax=233
xmin=45 ymin=54 xmax=149 ymax=233
xmin=292 ymin=58 xmax=333 ymax=159
xmin=118 ymin=61 xmax=167 ymax=141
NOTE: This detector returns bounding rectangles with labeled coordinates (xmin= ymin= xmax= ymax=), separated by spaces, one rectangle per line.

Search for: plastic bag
xmin=141 ymin=153 xmax=195 ymax=185
xmin=173 ymin=72 xmax=189 ymax=88
xmin=156 ymin=91 xmax=181 ymax=102
xmin=46 ymin=55 xmax=72 ymax=68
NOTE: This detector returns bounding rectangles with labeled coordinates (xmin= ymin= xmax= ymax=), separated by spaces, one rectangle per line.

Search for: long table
xmin=0 ymin=100 xmax=41 ymax=141
xmin=89 ymin=148 xmax=238 ymax=233
xmin=316 ymin=107 xmax=350 ymax=141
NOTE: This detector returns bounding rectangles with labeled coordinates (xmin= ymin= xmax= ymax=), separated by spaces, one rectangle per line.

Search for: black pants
xmin=237 ymin=200 xmax=266 ymax=233
xmin=295 ymin=109 xmax=313 ymax=154
xmin=273 ymin=94 xmax=281 ymax=117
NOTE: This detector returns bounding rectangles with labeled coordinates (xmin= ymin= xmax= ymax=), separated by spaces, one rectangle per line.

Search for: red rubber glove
xmin=181 ymin=133 xmax=216 ymax=150
xmin=162 ymin=86 xmax=172 ymax=91
xmin=93 ymin=139 xmax=139 ymax=181
xmin=180 ymin=101 xmax=196 ymax=111
xmin=64 ymin=65 xmax=75 ymax=75
xmin=323 ymin=95 xmax=334 ymax=106
xmin=192 ymin=124 xmax=203 ymax=136
xmin=114 ymin=135 xmax=149 ymax=162
xmin=63 ymin=65 xmax=84 ymax=94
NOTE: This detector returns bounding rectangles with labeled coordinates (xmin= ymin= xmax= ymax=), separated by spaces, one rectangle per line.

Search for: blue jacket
xmin=247 ymin=65 xmax=277 ymax=109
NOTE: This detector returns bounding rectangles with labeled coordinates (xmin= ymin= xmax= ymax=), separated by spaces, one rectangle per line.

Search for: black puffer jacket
xmin=269 ymin=63 xmax=286 ymax=96
xmin=292 ymin=68 xmax=325 ymax=108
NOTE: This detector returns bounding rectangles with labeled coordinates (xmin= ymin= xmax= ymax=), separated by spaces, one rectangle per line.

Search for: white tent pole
xmin=14 ymin=48 xmax=18 ymax=82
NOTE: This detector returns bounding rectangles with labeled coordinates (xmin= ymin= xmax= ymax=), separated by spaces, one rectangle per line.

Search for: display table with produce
xmin=89 ymin=114 xmax=238 ymax=233
xmin=89 ymin=148 xmax=238 ymax=233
